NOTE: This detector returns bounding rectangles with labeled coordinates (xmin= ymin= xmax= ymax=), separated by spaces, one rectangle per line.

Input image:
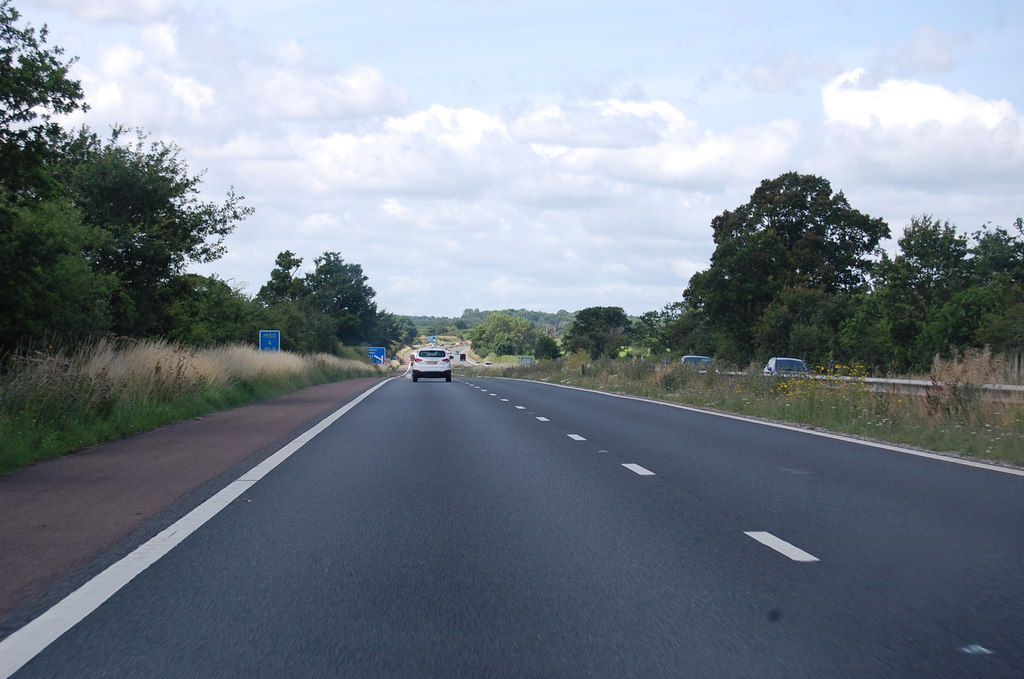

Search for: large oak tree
xmin=684 ymin=172 xmax=889 ymax=363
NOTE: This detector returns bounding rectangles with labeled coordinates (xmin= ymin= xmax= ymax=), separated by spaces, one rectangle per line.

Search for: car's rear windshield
xmin=777 ymin=359 xmax=807 ymax=371
xmin=419 ymin=350 xmax=446 ymax=357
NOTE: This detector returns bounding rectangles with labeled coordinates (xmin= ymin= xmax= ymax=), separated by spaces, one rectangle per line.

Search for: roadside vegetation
xmin=481 ymin=348 xmax=1024 ymax=468
xmin=0 ymin=338 xmax=382 ymax=473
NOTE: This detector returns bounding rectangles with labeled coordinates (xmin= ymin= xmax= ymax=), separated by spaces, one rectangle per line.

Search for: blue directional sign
xmin=428 ymin=335 xmax=437 ymax=344
xmin=259 ymin=329 xmax=281 ymax=351
xmin=366 ymin=346 xmax=386 ymax=364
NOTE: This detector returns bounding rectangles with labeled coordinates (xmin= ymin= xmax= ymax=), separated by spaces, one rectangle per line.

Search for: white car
xmin=412 ymin=348 xmax=452 ymax=382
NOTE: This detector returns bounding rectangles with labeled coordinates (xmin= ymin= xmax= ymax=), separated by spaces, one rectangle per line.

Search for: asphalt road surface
xmin=3 ymin=376 xmax=1023 ymax=677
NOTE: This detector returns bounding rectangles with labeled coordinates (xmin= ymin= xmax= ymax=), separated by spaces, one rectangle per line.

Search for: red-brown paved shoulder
xmin=0 ymin=376 xmax=387 ymax=623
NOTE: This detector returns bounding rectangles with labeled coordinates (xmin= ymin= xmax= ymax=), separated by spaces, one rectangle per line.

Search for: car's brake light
xmin=413 ymin=357 xmax=423 ymax=362
xmin=442 ymin=358 xmax=450 ymax=363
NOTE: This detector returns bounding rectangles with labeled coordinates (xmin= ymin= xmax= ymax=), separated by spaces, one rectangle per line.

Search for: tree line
xmin=0 ymin=2 xmax=415 ymax=357
xmin=635 ymin=174 xmax=1023 ymax=373
xmin=409 ymin=308 xmax=575 ymax=338
xmin=445 ymin=171 xmax=1022 ymax=375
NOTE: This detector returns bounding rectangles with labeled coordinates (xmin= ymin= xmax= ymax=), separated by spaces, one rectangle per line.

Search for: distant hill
xmin=408 ymin=308 xmax=576 ymax=335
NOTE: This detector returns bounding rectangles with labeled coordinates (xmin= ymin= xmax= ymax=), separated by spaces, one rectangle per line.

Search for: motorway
xmin=3 ymin=375 xmax=1023 ymax=677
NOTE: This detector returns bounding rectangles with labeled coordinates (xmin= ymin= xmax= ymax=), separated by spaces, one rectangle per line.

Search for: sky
xmin=19 ymin=0 xmax=1024 ymax=317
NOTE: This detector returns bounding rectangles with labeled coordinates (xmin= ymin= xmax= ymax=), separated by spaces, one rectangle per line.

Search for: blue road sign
xmin=428 ymin=335 xmax=437 ymax=344
xmin=259 ymin=330 xmax=281 ymax=351
xmin=366 ymin=347 xmax=386 ymax=364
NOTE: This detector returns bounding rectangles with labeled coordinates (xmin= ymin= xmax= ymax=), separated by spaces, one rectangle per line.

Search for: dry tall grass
xmin=0 ymin=338 xmax=382 ymax=472
xmin=81 ymin=337 xmax=371 ymax=389
xmin=927 ymin=347 xmax=1009 ymax=423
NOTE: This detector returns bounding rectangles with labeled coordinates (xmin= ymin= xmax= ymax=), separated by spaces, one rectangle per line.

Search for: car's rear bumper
xmin=413 ymin=369 xmax=451 ymax=379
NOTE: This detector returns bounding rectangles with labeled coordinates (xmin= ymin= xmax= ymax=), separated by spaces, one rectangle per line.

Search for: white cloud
xmin=243 ymin=63 xmax=408 ymax=120
xmin=823 ymin=68 xmax=1016 ymax=129
xmin=509 ymin=100 xmax=689 ymax=148
xmin=98 ymin=43 xmax=145 ymax=77
xmin=290 ymin=105 xmax=513 ymax=198
xmin=139 ymin=23 xmax=176 ymax=58
xmin=166 ymin=75 xmax=214 ymax=118
xmin=818 ymin=69 xmax=1024 ymax=191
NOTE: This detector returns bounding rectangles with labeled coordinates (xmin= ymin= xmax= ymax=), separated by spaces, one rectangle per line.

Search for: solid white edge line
xmin=745 ymin=531 xmax=820 ymax=562
xmin=0 ymin=378 xmax=392 ymax=679
xmin=622 ymin=463 xmax=655 ymax=476
xmin=494 ymin=378 xmax=1024 ymax=478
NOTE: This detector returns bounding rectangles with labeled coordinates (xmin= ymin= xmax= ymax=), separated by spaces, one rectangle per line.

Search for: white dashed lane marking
xmin=465 ymin=381 xmax=823 ymax=569
xmin=744 ymin=531 xmax=820 ymax=563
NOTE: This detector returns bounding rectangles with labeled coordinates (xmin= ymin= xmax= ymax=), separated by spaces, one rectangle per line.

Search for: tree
xmin=872 ymin=215 xmax=972 ymax=369
xmin=917 ymin=284 xmax=1008 ymax=357
xmin=166 ymin=274 xmax=255 ymax=346
xmin=0 ymin=2 xmax=97 ymax=352
xmin=684 ymin=172 xmax=889 ymax=362
xmin=467 ymin=312 xmax=538 ymax=357
xmin=752 ymin=287 xmax=851 ymax=365
xmin=875 ymin=215 xmax=969 ymax=309
xmin=709 ymin=172 xmax=889 ymax=293
xmin=303 ymin=251 xmax=377 ymax=348
xmin=977 ymin=300 xmax=1024 ymax=354
xmin=562 ymin=306 xmax=632 ymax=359
xmin=632 ymin=303 xmax=698 ymax=357
xmin=0 ymin=0 xmax=85 ymax=198
xmin=58 ymin=126 xmax=253 ymax=336
xmin=534 ymin=335 xmax=561 ymax=360
xmin=838 ymin=294 xmax=897 ymax=370
xmin=257 ymin=250 xmax=306 ymax=305
xmin=363 ymin=311 xmax=417 ymax=354
xmin=254 ymin=300 xmax=315 ymax=353
xmin=685 ymin=228 xmax=788 ymax=356
xmin=0 ymin=196 xmax=114 ymax=351
xmin=970 ymin=218 xmax=1024 ymax=287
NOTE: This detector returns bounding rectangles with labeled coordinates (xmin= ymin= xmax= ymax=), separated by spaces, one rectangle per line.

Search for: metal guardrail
xmin=696 ymin=368 xmax=1024 ymax=402
xmin=812 ymin=375 xmax=1024 ymax=402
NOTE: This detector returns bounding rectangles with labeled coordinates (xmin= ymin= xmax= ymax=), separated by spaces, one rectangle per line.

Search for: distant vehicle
xmin=484 ymin=361 xmax=493 ymax=366
xmin=681 ymin=355 xmax=712 ymax=367
xmin=412 ymin=348 xmax=452 ymax=382
xmin=763 ymin=357 xmax=809 ymax=376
